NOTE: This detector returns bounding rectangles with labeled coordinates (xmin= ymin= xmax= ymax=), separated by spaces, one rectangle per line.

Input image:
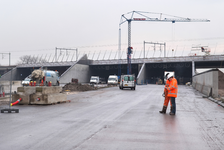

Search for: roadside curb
xmin=206 ymin=96 xmax=224 ymax=108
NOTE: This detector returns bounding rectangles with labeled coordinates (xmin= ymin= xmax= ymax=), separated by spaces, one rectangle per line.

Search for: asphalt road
xmin=0 ymin=85 xmax=224 ymax=150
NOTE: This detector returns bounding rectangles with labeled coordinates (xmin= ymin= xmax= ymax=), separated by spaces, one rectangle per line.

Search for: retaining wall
xmin=192 ymin=69 xmax=220 ymax=97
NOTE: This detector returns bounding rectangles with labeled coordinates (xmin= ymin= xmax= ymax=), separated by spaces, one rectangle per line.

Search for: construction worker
xmin=166 ymin=73 xmax=178 ymax=115
xmin=159 ymin=73 xmax=172 ymax=114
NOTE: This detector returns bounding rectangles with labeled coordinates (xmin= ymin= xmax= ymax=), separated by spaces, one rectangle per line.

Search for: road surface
xmin=0 ymin=85 xmax=224 ymax=150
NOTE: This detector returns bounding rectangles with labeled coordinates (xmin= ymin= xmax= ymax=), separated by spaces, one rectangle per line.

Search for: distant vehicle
xmin=22 ymin=76 xmax=31 ymax=86
xmin=164 ymin=71 xmax=175 ymax=84
xmin=107 ymin=75 xmax=118 ymax=85
xmin=90 ymin=76 xmax=99 ymax=84
xmin=119 ymin=74 xmax=136 ymax=90
xmin=99 ymin=77 xmax=106 ymax=84
xmin=30 ymin=69 xmax=60 ymax=86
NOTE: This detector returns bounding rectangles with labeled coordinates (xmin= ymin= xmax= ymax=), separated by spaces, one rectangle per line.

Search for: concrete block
xmin=12 ymin=93 xmax=30 ymax=105
xmin=201 ymin=85 xmax=212 ymax=97
xmin=17 ymin=87 xmax=36 ymax=95
xmin=192 ymin=82 xmax=196 ymax=88
xmin=30 ymin=93 xmax=67 ymax=105
xmin=35 ymin=86 xmax=62 ymax=94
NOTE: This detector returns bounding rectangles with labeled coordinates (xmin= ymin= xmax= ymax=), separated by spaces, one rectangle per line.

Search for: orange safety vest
xmin=164 ymin=79 xmax=170 ymax=94
xmin=167 ymin=77 xmax=178 ymax=98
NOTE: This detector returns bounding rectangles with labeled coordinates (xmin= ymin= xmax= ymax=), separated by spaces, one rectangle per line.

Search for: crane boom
xmin=118 ymin=11 xmax=210 ymax=75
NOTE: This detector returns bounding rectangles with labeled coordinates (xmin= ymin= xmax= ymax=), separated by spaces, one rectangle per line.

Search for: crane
xmin=118 ymin=11 xmax=210 ymax=75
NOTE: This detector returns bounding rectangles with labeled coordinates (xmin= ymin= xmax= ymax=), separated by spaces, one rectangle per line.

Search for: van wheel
xmin=133 ymin=87 xmax=136 ymax=90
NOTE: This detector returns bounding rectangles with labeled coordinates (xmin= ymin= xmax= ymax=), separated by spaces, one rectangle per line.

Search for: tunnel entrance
xmin=145 ymin=62 xmax=192 ymax=85
xmin=90 ymin=64 xmax=139 ymax=82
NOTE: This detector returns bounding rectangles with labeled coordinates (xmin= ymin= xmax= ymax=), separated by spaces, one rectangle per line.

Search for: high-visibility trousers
xmin=163 ymin=89 xmax=171 ymax=107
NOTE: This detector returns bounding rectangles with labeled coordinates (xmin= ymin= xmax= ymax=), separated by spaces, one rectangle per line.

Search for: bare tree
xmin=18 ymin=55 xmax=47 ymax=64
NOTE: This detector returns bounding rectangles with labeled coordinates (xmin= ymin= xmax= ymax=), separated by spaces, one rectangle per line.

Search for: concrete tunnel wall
xmin=218 ymin=71 xmax=224 ymax=89
xmin=0 ymin=67 xmax=18 ymax=81
xmin=59 ymin=55 xmax=91 ymax=84
xmin=59 ymin=64 xmax=90 ymax=84
xmin=137 ymin=63 xmax=146 ymax=85
xmin=192 ymin=69 xmax=219 ymax=97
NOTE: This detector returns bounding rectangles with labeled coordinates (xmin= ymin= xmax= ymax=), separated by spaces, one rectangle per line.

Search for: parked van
xmin=119 ymin=74 xmax=136 ymax=90
xmin=22 ymin=76 xmax=31 ymax=86
xmin=90 ymin=76 xmax=99 ymax=84
xmin=107 ymin=75 xmax=118 ymax=85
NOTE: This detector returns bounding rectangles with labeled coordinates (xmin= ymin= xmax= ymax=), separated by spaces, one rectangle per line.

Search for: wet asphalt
xmin=0 ymin=85 xmax=224 ymax=150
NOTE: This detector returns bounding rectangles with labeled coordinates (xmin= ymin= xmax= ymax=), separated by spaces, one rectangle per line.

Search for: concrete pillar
xmin=192 ymin=61 xmax=195 ymax=76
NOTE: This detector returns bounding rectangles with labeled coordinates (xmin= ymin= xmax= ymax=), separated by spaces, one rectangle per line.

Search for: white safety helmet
xmin=167 ymin=72 xmax=174 ymax=80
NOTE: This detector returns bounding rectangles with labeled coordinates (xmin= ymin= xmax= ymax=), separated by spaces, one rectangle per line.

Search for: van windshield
xmin=24 ymin=78 xmax=31 ymax=81
xmin=91 ymin=77 xmax=98 ymax=80
xmin=108 ymin=78 xmax=116 ymax=81
xmin=124 ymin=76 xmax=134 ymax=81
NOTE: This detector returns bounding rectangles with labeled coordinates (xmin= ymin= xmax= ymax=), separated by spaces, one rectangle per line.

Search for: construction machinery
xmin=118 ymin=11 xmax=210 ymax=75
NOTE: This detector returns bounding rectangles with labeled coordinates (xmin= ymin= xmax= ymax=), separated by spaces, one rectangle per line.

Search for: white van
xmin=22 ymin=76 xmax=31 ymax=86
xmin=90 ymin=76 xmax=99 ymax=84
xmin=107 ymin=75 xmax=118 ymax=85
xmin=119 ymin=74 xmax=136 ymax=90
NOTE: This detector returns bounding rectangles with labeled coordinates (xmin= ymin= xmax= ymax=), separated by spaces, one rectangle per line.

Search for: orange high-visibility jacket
xmin=166 ymin=77 xmax=178 ymax=98
xmin=164 ymin=79 xmax=170 ymax=94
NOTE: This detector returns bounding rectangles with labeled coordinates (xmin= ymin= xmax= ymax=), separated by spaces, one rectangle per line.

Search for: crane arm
xmin=119 ymin=11 xmax=210 ymax=24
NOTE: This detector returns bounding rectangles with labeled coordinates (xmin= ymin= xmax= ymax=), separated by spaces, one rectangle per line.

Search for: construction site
xmin=1 ymin=10 xmax=224 ymax=150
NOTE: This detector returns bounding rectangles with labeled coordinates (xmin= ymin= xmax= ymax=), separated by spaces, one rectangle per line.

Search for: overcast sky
xmin=0 ymin=0 xmax=224 ymax=65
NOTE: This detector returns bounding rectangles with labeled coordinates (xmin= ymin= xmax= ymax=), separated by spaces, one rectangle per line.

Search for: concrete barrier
xmin=30 ymin=93 xmax=66 ymax=105
xmin=192 ymin=69 xmax=219 ymax=97
xmin=12 ymin=86 xmax=66 ymax=105
xmin=12 ymin=87 xmax=36 ymax=104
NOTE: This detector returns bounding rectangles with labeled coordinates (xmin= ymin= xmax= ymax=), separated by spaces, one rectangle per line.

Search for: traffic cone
xmin=40 ymin=79 xmax=44 ymax=86
xmin=11 ymin=98 xmax=22 ymax=106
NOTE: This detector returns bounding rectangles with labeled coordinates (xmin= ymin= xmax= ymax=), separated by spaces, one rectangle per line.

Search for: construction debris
xmin=62 ymin=83 xmax=96 ymax=92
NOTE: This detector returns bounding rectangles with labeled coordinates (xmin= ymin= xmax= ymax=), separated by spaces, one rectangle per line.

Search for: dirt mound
xmin=62 ymin=83 xmax=96 ymax=92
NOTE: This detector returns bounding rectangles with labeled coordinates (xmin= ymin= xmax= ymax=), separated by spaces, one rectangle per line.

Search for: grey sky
xmin=0 ymin=0 xmax=224 ymax=65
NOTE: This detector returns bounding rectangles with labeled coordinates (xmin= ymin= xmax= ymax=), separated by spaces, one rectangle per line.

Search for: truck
xmin=119 ymin=74 xmax=136 ymax=90
xmin=90 ymin=76 xmax=100 ymax=84
xmin=30 ymin=69 xmax=60 ymax=86
xmin=164 ymin=71 xmax=175 ymax=84
xmin=107 ymin=75 xmax=118 ymax=85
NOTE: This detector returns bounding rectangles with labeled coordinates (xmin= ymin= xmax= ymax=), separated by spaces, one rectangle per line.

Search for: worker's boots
xmin=170 ymin=106 xmax=173 ymax=113
xmin=159 ymin=106 xmax=167 ymax=114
